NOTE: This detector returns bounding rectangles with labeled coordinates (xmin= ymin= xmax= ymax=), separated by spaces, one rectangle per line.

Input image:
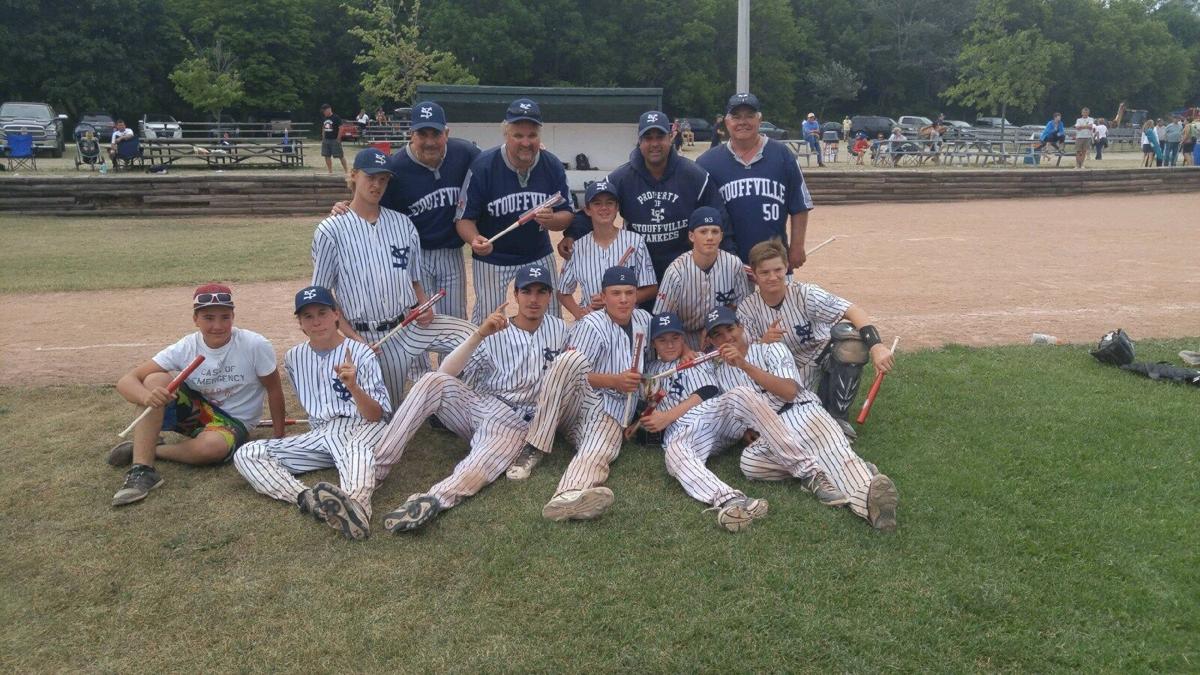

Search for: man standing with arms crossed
xmin=457 ymin=98 xmax=574 ymax=323
xmin=698 ymin=93 xmax=814 ymax=268
xmin=559 ymin=110 xmax=727 ymax=303
xmin=1073 ymin=107 xmax=1095 ymax=169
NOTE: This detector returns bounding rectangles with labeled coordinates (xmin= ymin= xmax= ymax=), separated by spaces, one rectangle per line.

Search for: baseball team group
xmin=106 ymin=92 xmax=901 ymax=537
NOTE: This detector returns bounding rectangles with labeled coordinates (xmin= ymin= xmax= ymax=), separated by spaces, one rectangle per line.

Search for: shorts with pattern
xmin=321 ymin=138 xmax=343 ymax=158
xmin=161 ymin=385 xmax=250 ymax=460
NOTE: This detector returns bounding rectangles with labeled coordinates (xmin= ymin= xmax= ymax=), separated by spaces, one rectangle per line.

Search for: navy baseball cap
xmin=410 ymin=101 xmax=447 ymax=131
xmin=514 ymin=264 xmax=553 ymax=290
xmin=638 ymin=110 xmax=671 ymax=136
xmin=601 ymin=265 xmax=637 ymax=289
xmin=726 ymin=92 xmax=761 ymax=114
xmin=704 ymin=306 xmax=739 ymax=335
xmin=505 ymin=98 xmax=542 ymax=125
xmin=353 ymin=147 xmax=394 ymax=174
xmin=689 ymin=206 xmax=722 ymax=231
xmin=651 ymin=313 xmax=685 ymax=340
xmin=294 ymin=285 xmax=336 ymax=314
xmin=585 ymin=179 xmax=618 ymax=204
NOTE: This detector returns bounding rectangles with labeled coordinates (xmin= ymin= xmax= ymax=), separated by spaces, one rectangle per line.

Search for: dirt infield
xmin=4 ymin=192 xmax=1196 ymax=386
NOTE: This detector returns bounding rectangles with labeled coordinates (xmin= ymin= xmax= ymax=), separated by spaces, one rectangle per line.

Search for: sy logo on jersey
xmin=650 ymin=208 xmax=665 ymax=224
xmin=668 ymin=376 xmax=684 ymax=399
xmin=795 ymin=321 xmax=814 ymax=343
xmin=390 ymin=245 xmax=410 ymax=269
xmin=542 ymin=347 xmax=561 ymax=364
xmin=715 ymin=288 xmax=737 ymax=305
xmin=331 ymin=377 xmax=353 ymax=402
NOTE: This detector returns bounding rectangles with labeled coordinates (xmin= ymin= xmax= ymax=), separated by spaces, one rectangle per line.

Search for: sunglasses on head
xmin=194 ymin=292 xmax=233 ymax=305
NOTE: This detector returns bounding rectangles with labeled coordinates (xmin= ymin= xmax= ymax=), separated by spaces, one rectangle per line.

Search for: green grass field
xmin=0 ymin=215 xmax=312 ymax=293
xmin=1 ymin=340 xmax=1195 ymax=671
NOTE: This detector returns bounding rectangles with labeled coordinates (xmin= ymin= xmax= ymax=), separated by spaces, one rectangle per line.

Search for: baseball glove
xmin=1090 ymin=329 xmax=1135 ymax=366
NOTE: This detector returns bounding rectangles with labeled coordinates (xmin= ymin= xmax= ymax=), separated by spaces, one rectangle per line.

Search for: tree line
xmin=0 ymin=0 xmax=1196 ymax=131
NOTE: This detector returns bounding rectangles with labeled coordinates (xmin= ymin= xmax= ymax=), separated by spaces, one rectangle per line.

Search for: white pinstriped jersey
xmin=736 ymin=282 xmax=850 ymax=370
xmin=711 ymin=342 xmax=818 ymax=409
xmin=462 ymin=315 xmax=569 ymax=412
xmin=568 ymin=308 xmax=652 ymax=423
xmin=559 ymin=229 xmax=656 ymax=301
xmin=284 ymin=338 xmax=392 ymax=426
xmin=311 ymin=207 xmax=423 ymax=324
xmin=644 ymin=358 xmax=717 ymax=429
xmin=654 ymin=251 xmax=752 ymax=332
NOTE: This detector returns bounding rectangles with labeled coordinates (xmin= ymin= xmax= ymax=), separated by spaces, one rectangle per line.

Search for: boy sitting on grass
xmin=107 ymin=284 xmax=285 ymax=507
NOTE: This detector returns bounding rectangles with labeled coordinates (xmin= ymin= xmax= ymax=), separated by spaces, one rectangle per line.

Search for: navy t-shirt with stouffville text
xmin=456 ymin=146 xmax=573 ymax=266
xmin=383 ymin=137 xmax=481 ymax=250
xmin=321 ymin=115 xmax=342 ymax=140
xmin=697 ymin=138 xmax=812 ymax=262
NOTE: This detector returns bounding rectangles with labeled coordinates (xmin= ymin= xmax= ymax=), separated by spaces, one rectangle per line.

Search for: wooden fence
xmin=0 ymin=168 xmax=1197 ymax=217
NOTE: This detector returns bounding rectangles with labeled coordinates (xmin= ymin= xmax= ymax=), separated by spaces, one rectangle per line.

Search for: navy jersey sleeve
xmin=566 ymin=210 xmax=594 ymax=240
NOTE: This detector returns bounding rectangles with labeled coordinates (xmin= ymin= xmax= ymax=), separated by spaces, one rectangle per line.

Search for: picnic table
xmin=781 ymin=140 xmax=815 ymax=167
xmin=141 ymin=138 xmax=305 ymax=168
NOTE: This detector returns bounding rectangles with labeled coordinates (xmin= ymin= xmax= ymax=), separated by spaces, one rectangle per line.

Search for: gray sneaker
xmin=106 ymin=436 xmax=164 ymax=467
xmin=836 ymin=418 xmax=858 ymax=443
xmin=383 ymin=494 xmax=443 ymax=533
xmin=866 ymin=474 xmax=899 ymax=532
xmin=801 ymin=471 xmax=850 ymax=507
xmin=112 ymin=464 xmax=164 ymax=506
xmin=506 ymin=443 xmax=544 ymax=481
xmin=312 ymin=482 xmax=370 ymax=540
xmin=713 ymin=496 xmax=769 ymax=532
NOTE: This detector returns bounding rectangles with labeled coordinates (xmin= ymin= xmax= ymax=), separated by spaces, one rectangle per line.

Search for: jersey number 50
xmin=762 ymin=203 xmax=781 ymax=221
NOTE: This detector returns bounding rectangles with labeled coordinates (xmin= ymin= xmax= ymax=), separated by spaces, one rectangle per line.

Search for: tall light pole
xmin=737 ymin=0 xmax=750 ymax=92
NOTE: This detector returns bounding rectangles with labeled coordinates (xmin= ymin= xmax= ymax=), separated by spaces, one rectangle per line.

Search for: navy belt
xmin=353 ymin=319 xmax=399 ymax=332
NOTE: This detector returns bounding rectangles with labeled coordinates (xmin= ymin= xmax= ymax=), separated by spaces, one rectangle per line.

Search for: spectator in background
xmin=355 ymin=109 xmax=369 ymax=133
xmin=1181 ymin=116 xmax=1198 ymax=166
xmin=319 ymin=104 xmax=348 ymax=175
xmin=802 ymin=112 xmax=825 ymax=167
xmin=842 ymin=115 xmax=852 ymax=141
xmin=711 ymin=115 xmax=728 ymax=148
xmin=680 ymin=118 xmax=694 ymax=147
xmin=1073 ymin=107 xmax=1095 ymax=168
xmin=1141 ymin=119 xmax=1161 ymax=167
xmin=374 ymin=108 xmax=387 ymax=126
xmin=887 ymin=127 xmax=907 ymax=166
xmin=1092 ymin=117 xmax=1108 ymax=160
xmin=1155 ymin=119 xmax=1166 ymax=156
xmin=1034 ymin=113 xmax=1065 ymax=158
xmin=671 ymin=118 xmax=684 ymax=152
xmin=108 ymin=119 xmax=135 ymax=164
xmin=1162 ymin=116 xmax=1183 ymax=166
xmin=851 ymin=131 xmax=870 ymax=165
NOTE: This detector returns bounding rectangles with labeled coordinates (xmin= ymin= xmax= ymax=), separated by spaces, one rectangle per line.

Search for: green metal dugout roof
xmin=415 ymin=85 xmax=663 ymax=124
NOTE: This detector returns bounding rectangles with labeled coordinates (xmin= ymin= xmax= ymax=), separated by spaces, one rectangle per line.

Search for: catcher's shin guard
xmin=817 ymin=322 xmax=870 ymax=422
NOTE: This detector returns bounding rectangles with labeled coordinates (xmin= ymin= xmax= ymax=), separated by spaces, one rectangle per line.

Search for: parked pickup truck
xmin=0 ymin=101 xmax=68 ymax=156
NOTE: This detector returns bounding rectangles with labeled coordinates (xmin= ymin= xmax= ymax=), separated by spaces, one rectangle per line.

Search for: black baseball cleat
xmin=382 ymin=494 xmax=443 ymax=533
xmin=312 ymin=482 xmax=370 ymax=540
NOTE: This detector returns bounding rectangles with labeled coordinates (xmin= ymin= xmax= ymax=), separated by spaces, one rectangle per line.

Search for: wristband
xmin=860 ymin=324 xmax=882 ymax=349
xmin=695 ymin=385 xmax=720 ymax=401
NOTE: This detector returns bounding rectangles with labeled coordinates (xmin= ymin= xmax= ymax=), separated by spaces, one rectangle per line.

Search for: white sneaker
xmin=506 ymin=443 xmax=543 ymax=481
xmin=542 ymin=487 xmax=614 ymax=521
xmin=714 ymin=497 xmax=769 ymax=533
xmin=1180 ymin=350 xmax=1200 ymax=366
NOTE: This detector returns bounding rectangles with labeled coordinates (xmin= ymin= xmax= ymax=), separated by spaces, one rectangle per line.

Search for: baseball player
xmin=107 ymin=284 xmax=285 ymax=506
xmin=653 ymin=206 xmax=752 ymax=349
xmin=558 ymin=179 xmax=656 ymax=320
xmin=328 ymin=101 xmax=480 ymax=319
xmin=697 ymin=93 xmax=813 ymax=266
xmin=736 ymin=239 xmax=895 ymax=440
xmin=312 ymin=146 xmax=475 ymax=405
xmin=375 ymin=265 xmax=568 ymax=532
xmin=705 ymin=306 xmax=899 ymax=532
xmin=641 ymin=313 xmax=846 ymax=532
xmin=506 ymin=266 xmax=651 ymax=522
xmin=456 ymin=98 xmax=574 ymax=323
xmin=233 ymin=286 xmax=390 ymax=540
xmin=560 ymin=110 xmax=729 ymax=298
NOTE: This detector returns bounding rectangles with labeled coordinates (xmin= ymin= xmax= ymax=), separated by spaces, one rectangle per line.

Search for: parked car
xmin=759 ymin=121 xmax=788 ymax=140
xmin=0 ymin=101 xmax=67 ymax=156
xmin=139 ymin=113 xmax=182 ymax=140
xmin=974 ymin=116 xmax=1017 ymax=129
xmin=680 ymin=117 xmax=713 ymax=142
xmin=821 ymin=121 xmax=843 ymax=135
xmin=849 ymin=114 xmax=898 ymax=140
xmin=74 ymin=111 xmax=116 ymax=142
xmin=897 ymin=115 xmax=933 ymax=134
xmin=943 ymin=119 xmax=976 ymax=139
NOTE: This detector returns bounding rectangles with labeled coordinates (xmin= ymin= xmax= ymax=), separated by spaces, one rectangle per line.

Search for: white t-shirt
xmin=1094 ymin=123 xmax=1108 ymax=140
xmin=153 ymin=328 xmax=278 ymax=429
xmin=1074 ymin=117 xmax=1095 ymax=139
xmin=111 ymin=128 xmax=134 ymax=144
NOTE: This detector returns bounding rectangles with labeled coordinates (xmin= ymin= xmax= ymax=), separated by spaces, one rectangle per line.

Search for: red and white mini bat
xmin=616 ymin=246 xmax=636 ymax=267
xmin=624 ymin=390 xmax=667 ymax=440
xmin=370 ymin=289 xmax=447 ymax=349
xmin=486 ymin=193 xmax=566 ymax=244
xmin=856 ymin=337 xmax=900 ymax=425
xmin=644 ymin=350 xmax=720 ymax=381
xmin=621 ymin=332 xmax=645 ymax=424
xmin=118 ymin=355 xmax=205 ymax=438
xmin=256 ymin=418 xmax=310 ymax=428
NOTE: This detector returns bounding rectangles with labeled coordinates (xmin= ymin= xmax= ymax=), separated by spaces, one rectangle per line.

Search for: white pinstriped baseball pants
xmin=421 ymin=247 xmax=468 ymax=320
xmin=470 ymin=253 xmax=561 ymax=324
xmin=664 ymin=386 xmax=821 ymax=507
xmin=360 ymin=315 xmax=475 ymax=405
xmin=233 ymin=417 xmax=385 ymax=517
xmin=373 ymin=372 xmax=532 ymax=509
xmin=741 ymin=397 xmax=876 ymax=519
xmin=524 ymin=350 xmax=625 ymax=496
